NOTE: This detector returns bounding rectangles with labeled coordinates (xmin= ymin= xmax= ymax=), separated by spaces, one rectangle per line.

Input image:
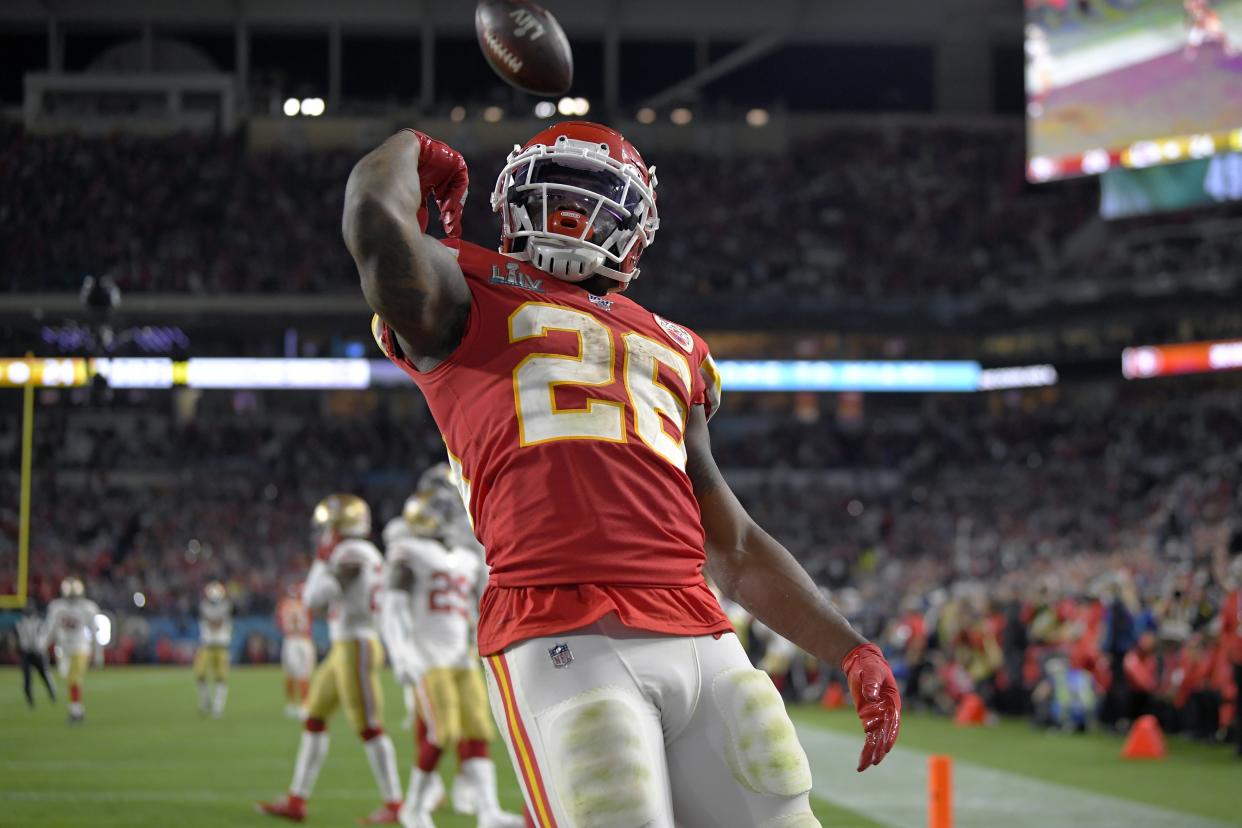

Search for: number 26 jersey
xmin=373 ymin=239 xmax=733 ymax=656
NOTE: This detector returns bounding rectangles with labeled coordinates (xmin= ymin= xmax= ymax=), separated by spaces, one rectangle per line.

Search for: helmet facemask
xmin=493 ymin=135 xmax=658 ymax=286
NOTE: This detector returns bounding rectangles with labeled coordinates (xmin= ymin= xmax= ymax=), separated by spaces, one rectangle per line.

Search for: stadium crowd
xmin=2 ymin=382 xmax=1240 ymax=748
xmin=4 ymin=122 xmax=1239 ymax=305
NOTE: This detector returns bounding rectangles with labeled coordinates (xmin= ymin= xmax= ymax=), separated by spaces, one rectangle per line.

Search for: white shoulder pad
xmin=330 ymin=538 xmax=383 ymax=569
xmin=382 ymin=516 xmax=413 ymax=546
xmin=387 ymin=537 xmax=443 ymax=572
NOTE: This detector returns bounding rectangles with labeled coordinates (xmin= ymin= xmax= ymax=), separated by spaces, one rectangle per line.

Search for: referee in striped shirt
xmin=16 ymin=604 xmax=57 ymax=707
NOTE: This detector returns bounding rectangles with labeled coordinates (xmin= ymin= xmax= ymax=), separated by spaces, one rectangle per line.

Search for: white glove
xmin=392 ymin=643 xmax=424 ymax=686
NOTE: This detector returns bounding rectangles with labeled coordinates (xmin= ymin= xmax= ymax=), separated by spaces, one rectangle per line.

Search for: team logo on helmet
xmin=654 ymin=315 xmax=693 ymax=353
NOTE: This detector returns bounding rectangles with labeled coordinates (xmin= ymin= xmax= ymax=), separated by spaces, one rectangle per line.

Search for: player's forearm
xmin=709 ymin=519 xmax=866 ymax=668
xmin=344 ymin=133 xmax=433 ymax=306
xmin=302 ymin=561 xmax=340 ymax=610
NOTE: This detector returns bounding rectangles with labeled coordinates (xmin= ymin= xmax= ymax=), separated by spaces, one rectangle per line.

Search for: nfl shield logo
xmin=548 ymin=643 xmax=574 ymax=669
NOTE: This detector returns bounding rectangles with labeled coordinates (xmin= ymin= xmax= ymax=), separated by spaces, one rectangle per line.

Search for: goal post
xmin=0 ymin=380 xmax=33 ymax=609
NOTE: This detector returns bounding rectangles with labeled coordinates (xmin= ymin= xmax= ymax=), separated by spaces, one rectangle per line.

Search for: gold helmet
xmin=204 ymin=581 xmax=226 ymax=602
xmin=60 ymin=576 xmax=85 ymax=598
xmin=415 ymin=462 xmax=458 ymax=498
xmin=311 ymin=494 xmax=371 ymax=538
xmin=402 ymin=491 xmax=447 ymax=538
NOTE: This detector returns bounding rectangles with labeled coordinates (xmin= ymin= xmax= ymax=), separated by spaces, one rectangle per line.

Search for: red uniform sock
xmin=70 ymin=684 xmax=81 ymax=703
xmin=457 ymin=739 xmax=489 ymax=761
xmin=299 ymin=679 xmax=309 ymax=700
xmin=416 ymin=717 xmax=442 ymax=773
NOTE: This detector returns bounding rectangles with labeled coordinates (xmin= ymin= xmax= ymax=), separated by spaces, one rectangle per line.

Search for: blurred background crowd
xmin=2 ymin=375 xmax=1240 ymax=745
xmin=4 ymin=123 xmax=1240 ymax=306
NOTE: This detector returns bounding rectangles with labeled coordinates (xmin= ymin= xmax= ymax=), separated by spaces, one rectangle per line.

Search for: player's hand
xmin=393 ymin=645 xmax=424 ymax=686
xmin=842 ymin=642 xmax=901 ymax=772
xmin=403 ymin=129 xmax=468 ymax=238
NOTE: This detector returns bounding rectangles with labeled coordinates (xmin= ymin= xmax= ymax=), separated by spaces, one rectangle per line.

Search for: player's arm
xmin=378 ymin=560 xmax=423 ymax=684
xmin=343 ymin=130 xmax=471 ymax=370
xmin=302 ymin=561 xmax=342 ymax=612
xmin=685 ymin=406 xmax=900 ymax=772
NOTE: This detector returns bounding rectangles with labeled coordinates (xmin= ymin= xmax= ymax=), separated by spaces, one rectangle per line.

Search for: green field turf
xmin=2 ymin=666 xmax=1237 ymax=827
xmin=0 ymin=666 xmax=875 ymax=827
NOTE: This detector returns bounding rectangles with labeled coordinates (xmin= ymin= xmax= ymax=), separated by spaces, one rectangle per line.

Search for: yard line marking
xmin=0 ymin=758 xmax=288 ymax=770
xmin=795 ymin=722 xmax=1233 ymax=828
xmin=0 ymin=789 xmax=383 ymax=802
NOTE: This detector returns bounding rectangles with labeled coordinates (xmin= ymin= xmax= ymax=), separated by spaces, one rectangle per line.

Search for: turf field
xmin=1 ymin=666 xmax=1238 ymax=827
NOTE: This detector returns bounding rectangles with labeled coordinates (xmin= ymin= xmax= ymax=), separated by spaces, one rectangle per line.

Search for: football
xmin=474 ymin=0 xmax=573 ymax=96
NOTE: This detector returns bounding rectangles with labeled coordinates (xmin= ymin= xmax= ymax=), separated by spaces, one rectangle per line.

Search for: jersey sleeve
xmin=687 ymin=332 xmax=723 ymax=421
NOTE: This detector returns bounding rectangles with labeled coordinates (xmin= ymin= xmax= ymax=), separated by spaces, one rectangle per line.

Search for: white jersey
xmin=199 ymin=598 xmax=233 ymax=647
xmin=45 ymin=597 xmax=99 ymax=656
xmin=388 ymin=537 xmax=483 ymax=669
xmin=304 ymin=538 xmax=384 ymax=642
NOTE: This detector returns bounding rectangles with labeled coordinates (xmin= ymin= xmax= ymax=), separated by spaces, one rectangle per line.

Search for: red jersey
xmin=277 ymin=597 xmax=311 ymax=637
xmin=374 ymin=239 xmax=732 ymax=655
xmin=1223 ymin=589 xmax=1242 ymax=664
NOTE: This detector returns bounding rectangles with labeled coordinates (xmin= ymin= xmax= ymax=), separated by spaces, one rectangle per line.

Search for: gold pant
xmin=304 ymin=638 xmax=385 ymax=732
xmin=415 ymin=665 xmax=495 ymax=747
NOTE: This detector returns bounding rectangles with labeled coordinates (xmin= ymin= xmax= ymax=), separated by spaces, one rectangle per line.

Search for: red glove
xmin=842 ymin=642 xmax=901 ymax=772
xmin=403 ymin=129 xmax=468 ymax=238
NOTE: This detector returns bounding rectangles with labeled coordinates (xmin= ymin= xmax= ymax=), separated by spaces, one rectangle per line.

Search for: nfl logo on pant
xmin=547 ymin=643 xmax=574 ymax=669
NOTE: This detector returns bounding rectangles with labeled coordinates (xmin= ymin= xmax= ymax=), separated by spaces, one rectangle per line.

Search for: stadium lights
xmin=1189 ymin=134 xmax=1216 ymax=159
xmin=449 ymin=106 xmax=467 ymax=123
xmin=300 ymin=97 xmax=325 ymax=117
xmin=483 ymin=105 xmax=505 ymax=123
xmin=636 ymin=107 xmax=656 ymax=125
xmin=282 ymin=98 xmax=300 ymax=117
xmin=745 ymin=108 xmax=770 ymax=127
xmin=0 ymin=356 xmax=1064 ymax=392
xmin=1080 ymin=149 xmax=1110 ymax=175
xmin=1028 ymin=156 xmax=1054 ymax=181
xmin=534 ymin=100 xmax=556 ymax=118
xmin=1122 ymin=339 xmax=1242 ymax=379
xmin=670 ymin=107 xmax=693 ymax=126
xmin=557 ymin=97 xmax=589 ymax=116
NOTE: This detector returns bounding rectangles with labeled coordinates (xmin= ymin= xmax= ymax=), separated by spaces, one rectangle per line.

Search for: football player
xmin=259 ymin=495 xmax=404 ymax=824
xmin=45 ymin=577 xmax=100 ymax=724
xmin=346 ymin=123 xmax=900 ymax=826
xmin=277 ymin=582 xmax=316 ymax=718
xmin=194 ymin=581 xmax=233 ymax=718
xmin=16 ymin=603 xmax=56 ymax=707
xmin=1185 ymin=0 xmax=1238 ymax=60
xmin=380 ymin=490 xmax=522 ymax=828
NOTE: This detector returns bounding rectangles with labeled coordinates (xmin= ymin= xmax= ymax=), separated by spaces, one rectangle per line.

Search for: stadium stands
xmin=4 ymin=123 xmax=1239 ymax=308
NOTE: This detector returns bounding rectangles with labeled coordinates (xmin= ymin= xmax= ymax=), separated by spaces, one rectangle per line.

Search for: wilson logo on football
xmin=654 ymin=315 xmax=694 ymax=353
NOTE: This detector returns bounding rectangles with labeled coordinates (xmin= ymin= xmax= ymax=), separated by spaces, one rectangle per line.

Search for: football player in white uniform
xmin=45 ymin=577 xmax=100 ymax=724
xmin=382 ymin=488 xmax=523 ymax=828
xmin=259 ymin=495 xmax=404 ymax=825
xmin=194 ymin=581 xmax=233 ymax=718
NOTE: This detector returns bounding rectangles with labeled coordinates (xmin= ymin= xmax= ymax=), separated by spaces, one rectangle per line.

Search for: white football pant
xmin=482 ymin=614 xmax=821 ymax=828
